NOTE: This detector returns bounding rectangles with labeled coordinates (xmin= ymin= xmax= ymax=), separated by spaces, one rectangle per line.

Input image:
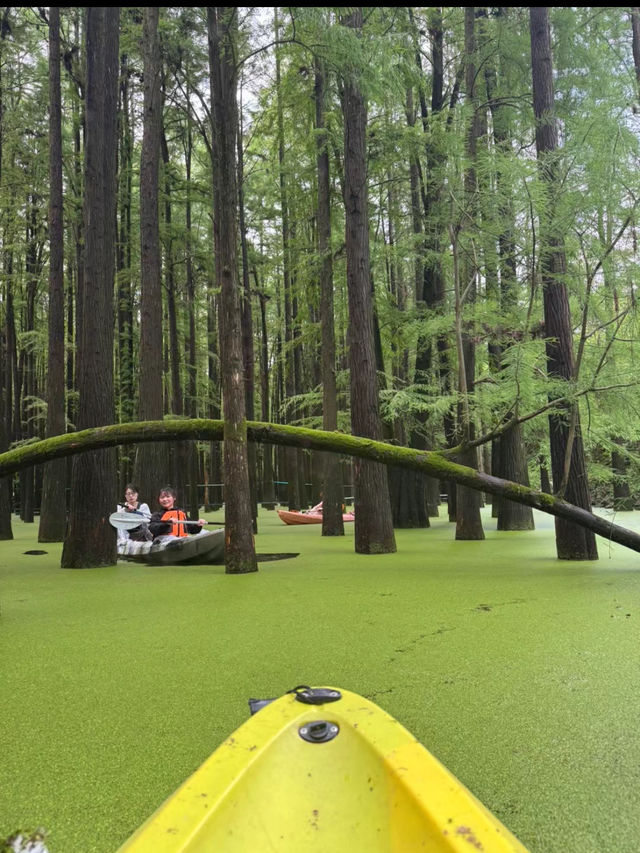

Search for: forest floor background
xmin=1 ymin=504 xmax=639 ymax=853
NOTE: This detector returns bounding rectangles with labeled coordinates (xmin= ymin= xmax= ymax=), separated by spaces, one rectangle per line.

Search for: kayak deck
xmin=118 ymin=687 xmax=528 ymax=852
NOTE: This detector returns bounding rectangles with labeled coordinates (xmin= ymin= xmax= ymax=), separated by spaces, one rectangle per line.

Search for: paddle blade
xmin=109 ymin=511 xmax=145 ymax=530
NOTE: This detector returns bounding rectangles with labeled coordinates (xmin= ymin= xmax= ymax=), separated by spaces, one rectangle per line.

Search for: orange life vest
xmin=161 ymin=509 xmax=188 ymax=537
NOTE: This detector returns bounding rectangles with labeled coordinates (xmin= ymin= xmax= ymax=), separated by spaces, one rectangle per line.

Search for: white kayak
xmin=116 ymin=529 xmax=225 ymax=566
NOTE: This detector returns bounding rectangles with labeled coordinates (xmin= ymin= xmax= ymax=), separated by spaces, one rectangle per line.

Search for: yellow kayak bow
xmin=117 ymin=686 xmax=529 ymax=852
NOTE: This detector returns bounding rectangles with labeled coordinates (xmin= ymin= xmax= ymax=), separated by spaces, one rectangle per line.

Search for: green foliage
xmin=3 ymin=5 xmax=640 ymax=512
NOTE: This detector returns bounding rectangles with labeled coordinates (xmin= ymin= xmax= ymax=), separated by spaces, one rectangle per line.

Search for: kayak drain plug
xmin=299 ymin=721 xmax=339 ymax=744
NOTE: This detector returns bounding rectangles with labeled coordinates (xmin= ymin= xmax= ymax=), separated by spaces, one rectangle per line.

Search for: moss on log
xmin=1 ymin=418 xmax=639 ymax=554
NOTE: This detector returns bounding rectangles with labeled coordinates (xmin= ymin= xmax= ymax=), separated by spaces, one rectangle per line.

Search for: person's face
xmin=125 ymin=489 xmax=138 ymax=502
xmin=158 ymin=491 xmax=176 ymax=509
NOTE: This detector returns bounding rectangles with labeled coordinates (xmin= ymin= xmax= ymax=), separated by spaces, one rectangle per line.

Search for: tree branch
xmin=3 ymin=419 xmax=640 ymax=553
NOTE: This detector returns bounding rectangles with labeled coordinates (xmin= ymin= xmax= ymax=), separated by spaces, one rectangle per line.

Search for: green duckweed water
xmin=1 ymin=507 xmax=639 ymax=853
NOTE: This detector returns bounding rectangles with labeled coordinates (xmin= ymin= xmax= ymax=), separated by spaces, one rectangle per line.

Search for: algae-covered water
xmin=1 ymin=507 xmax=639 ymax=853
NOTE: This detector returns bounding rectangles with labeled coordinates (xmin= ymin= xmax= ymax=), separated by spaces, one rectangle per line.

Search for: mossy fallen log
xmin=1 ymin=418 xmax=639 ymax=553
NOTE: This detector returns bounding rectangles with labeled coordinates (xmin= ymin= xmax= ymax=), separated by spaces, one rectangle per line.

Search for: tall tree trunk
xmin=631 ymin=8 xmax=640 ymax=107
xmin=274 ymin=10 xmax=301 ymax=513
xmin=135 ymin=7 xmax=168 ymax=502
xmin=184 ymin=94 xmax=200 ymax=520
xmin=117 ymin=50 xmax=134 ymax=489
xmin=68 ymin=12 xmax=83 ymax=435
xmin=256 ymin=284 xmax=277 ymax=508
xmin=237 ymin=103 xmax=258 ymax=533
xmin=397 ymin=85 xmax=431 ymax=529
xmin=19 ymin=197 xmax=40 ymax=524
xmin=408 ymin=7 xmax=449 ymax=519
xmin=39 ymin=6 xmax=67 ymax=541
xmin=4 ymin=245 xmax=17 ymax=532
xmin=208 ymin=6 xmax=257 ymax=573
xmin=341 ymin=8 xmax=396 ymax=555
xmin=206 ymin=286 xmax=222 ymax=510
xmin=455 ymin=7 xmax=484 ymax=541
xmin=161 ymin=125 xmax=189 ymax=503
xmin=612 ymin=439 xmax=633 ymax=511
xmin=483 ymin=7 xmax=534 ymax=532
xmin=529 ymin=7 xmax=597 ymax=560
xmin=315 ymin=55 xmax=344 ymax=537
xmin=61 ymin=7 xmax=119 ymax=568
xmin=0 ymin=16 xmax=12 ymax=539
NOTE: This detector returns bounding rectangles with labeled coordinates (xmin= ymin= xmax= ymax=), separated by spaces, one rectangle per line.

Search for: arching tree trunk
xmin=5 ymin=419 xmax=640 ymax=556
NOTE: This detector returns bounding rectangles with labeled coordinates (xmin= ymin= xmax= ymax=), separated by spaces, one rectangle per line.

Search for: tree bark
xmin=274 ymin=10 xmax=302 ymax=514
xmin=455 ymin=7 xmax=484 ymax=541
xmin=341 ymin=8 xmax=396 ymax=554
xmin=484 ymin=7 xmax=534 ymax=532
xmin=61 ymin=7 xmax=119 ymax=569
xmin=612 ymin=439 xmax=633 ymax=511
xmin=208 ymin=6 xmax=257 ymax=573
xmin=256 ymin=286 xmax=277 ymax=508
xmin=39 ymin=6 xmax=67 ymax=542
xmin=530 ymin=7 xmax=598 ymax=560
xmin=315 ymin=54 xmax=344 ymax=537
xmin=116 ymin=50 xmax=134 ymax=489
xmin=135 ymin=7 xmax=168 ymax=501
xmin=407 ymin=7 xmax=449 ymax=519
xmin=631 ymin=8 xmax=640 ymax=107
xmin=0 ymin=0 xmax=11 ymax=538
xmin=237 ymin=100 xmax=258 ymax=533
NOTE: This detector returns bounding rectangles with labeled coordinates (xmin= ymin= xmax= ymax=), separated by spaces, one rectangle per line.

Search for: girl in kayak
xmin=117 ymin=483 xmax=152 ymax=541
xmin=149 ymin=486 xmax=207 ymax=539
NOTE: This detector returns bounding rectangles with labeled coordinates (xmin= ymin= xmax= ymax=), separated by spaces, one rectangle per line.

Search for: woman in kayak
xmin=149 ymin=486 xmax=207 ymax=539
xmin=117 ymin=483 xmax=152 ymax=542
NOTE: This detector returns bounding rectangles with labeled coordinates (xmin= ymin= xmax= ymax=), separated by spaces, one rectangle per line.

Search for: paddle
xmin=108 ymin=511 xmax=222 ymax=531
xmin=109 ymin=511 xmax=150 ymax=530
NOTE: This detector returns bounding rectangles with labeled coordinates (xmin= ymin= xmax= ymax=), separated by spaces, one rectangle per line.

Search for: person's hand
xmin=197 ymin=518 xmax=207 ymax=527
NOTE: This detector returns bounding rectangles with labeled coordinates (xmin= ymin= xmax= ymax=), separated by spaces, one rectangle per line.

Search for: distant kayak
xmin=277 ymin=509 xmax=355 ymax=525
xmin=117 ymin=685 xmax=529 ymax=852
xmin=116 ymin=528 xmax=225 ymax=566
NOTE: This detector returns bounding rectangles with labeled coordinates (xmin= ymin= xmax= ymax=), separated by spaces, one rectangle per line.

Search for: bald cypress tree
xmin=39 ymin=6 xmax=67 ymax=542
xmin=529 ymin=7 xmax=597 ymax=560
xmin=341 ymin=8 xmax=396 ymax=555
xmin=61 ymin=7 xmax=120 ymax=568
xmin=134 ymin=7 xmax=168 ymax=500
xmin=208 ymin=6 xmax=257 ymax=573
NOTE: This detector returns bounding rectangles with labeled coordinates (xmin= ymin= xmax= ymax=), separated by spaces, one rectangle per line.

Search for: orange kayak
xmin=277 ymin=509 xmax=355 ymax=525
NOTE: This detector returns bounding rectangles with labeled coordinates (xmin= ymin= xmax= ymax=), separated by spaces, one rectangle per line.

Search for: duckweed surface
xmin=1 ymin=507 xmax=639 ymax=852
